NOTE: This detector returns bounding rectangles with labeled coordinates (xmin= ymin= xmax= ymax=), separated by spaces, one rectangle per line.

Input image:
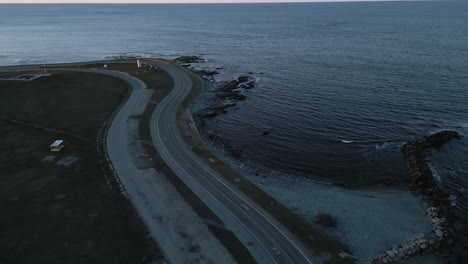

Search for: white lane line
xmin=151 ymin=68 xmax=281 ymax=264
xmin=165 ymin=66 xmax=314 ymax=264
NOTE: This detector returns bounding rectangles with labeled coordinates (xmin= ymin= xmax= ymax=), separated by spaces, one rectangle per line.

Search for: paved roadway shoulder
xmin=149 ymin=62 xmax=317 ymax=264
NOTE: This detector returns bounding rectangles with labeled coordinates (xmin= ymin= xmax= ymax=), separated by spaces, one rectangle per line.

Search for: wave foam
xmin=375 ymin=141 xmax=405 ymax=151
xmin=428 ymin=163 xmax=442 ymax=183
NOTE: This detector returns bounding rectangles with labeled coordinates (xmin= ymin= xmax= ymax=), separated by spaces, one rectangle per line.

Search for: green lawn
xmin=0 ymin=71 xmax=163 ymax=264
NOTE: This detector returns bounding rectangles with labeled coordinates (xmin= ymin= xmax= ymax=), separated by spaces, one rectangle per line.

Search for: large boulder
xmin=174 ymin=56 xmax=206 ymax=64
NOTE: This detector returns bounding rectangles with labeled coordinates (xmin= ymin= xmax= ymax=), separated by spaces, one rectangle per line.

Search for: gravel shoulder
xmin=102 ymin=68 xmax=235 ymax=264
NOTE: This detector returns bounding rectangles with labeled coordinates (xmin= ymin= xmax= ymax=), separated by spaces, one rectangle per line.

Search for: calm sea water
xmin=1 ymin=1 xmax=467 ymax=258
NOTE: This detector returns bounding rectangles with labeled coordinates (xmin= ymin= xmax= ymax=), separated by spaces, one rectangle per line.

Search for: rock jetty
xmin=364 ymin=130 xmax=461 ymax=263
xmin=368 ymin=206 xmax=453 ymax=264
xmin=401 ymin=130 xmax=461 ymax=239
xmin=401 ymin=130 xmax=461 ymax=190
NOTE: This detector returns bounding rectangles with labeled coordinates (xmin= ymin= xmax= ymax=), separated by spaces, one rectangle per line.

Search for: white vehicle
xmin=50 ymin=140 xmax=64 ymax=152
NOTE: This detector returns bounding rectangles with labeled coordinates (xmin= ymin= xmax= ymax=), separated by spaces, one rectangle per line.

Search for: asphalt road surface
xmin=0 ymin=62 xmax=318 ymax=263
xmin=0 ymin=65 xmax=235 ymax=264
xmin=99 ymin=68 xmax=235 ymax=264
xmin=148 ymin=61 xmax=316 ymax=264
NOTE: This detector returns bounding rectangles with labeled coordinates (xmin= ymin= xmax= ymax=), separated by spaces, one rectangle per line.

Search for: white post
xmin=137 ymin=59 xmax=141 ymax=68
xmin=43 ymin=64 xmax=47 ymax=74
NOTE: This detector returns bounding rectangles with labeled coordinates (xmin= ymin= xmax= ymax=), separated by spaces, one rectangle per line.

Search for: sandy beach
xmin=244 ymin=172 xmax=446 ymax=263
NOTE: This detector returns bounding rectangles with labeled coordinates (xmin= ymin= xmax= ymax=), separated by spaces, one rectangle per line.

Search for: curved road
xmin=1 ymin=62 xmax=318 ymax=263
xmin=97 ymin=68 xmax=236 ymax=264
xmin=148 ymin=61 xmax=316 ymax=264
xmin=0 ymin=66 xmax=236 ymax=263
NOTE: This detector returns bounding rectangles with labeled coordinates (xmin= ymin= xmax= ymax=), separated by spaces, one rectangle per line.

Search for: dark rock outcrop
xmin=205 ymin=132 xmax=243 ymax=160
xmin=237 ymin=75 xmax=250 ymax=83
xmin=215 ymin=76 xmax=255 ymax=102
xmin=261 ymin=129 xmax=271 ymax=136
xmin=199 ymin=75 xmax=257 ymax=119
xmin=237 ymin=75 xmax=256 ymax=89
xmin=216 ymin=92 xmax=247 ymax=101
xmin=200 ymin=103 xmax=237 ymax=118
xmin=174 ymin=56 xmax=205 ymax=64
xmin=198 ymin=70 xmax=220 ymax=76
xmin=196 ymin=69 xmax=220 ymax=81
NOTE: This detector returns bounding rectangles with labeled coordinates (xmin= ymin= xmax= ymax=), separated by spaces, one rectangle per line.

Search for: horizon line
xmin=0 ymin=0 xmax=426 ymax=4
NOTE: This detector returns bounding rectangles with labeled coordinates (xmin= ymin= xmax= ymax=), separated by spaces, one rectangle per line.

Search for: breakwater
xmin=401 ymin=130 xmax=461 ymax=191
xmin=368 ymin=130 xmax=462 ymax=264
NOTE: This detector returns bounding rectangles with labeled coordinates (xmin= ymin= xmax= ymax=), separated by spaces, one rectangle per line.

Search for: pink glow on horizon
xmin=0 ymin=0 xmax=415 ymax=3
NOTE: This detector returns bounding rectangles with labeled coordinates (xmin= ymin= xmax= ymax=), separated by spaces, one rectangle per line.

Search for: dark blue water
xmin=1 ymin=1 xmax=467 ymax=259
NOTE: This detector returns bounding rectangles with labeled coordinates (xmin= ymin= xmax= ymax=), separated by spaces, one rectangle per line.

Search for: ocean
xmin=1 ymin=1 xmax=467 ymax=260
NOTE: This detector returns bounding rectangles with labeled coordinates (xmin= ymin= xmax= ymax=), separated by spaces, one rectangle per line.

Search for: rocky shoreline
xmin=197 ymin=76 xmax=256 ymax=118
xmin=174 ymin=55 xmax=207 ymax=64
xmin=172 ymin=55 xmax=257 ymax=115
xmin=176 ymin=57 xmax=464 ymax=263
xmin=368 ymin=130 xmax=462 ymax=264
xmin=194 ymin=75 xmax=257 ymax=161
xmin=173 ymin=55 xmax=258 ymax=161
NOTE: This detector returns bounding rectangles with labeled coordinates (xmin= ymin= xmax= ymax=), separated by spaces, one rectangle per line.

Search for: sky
xmin=0 ymin=0 xmax=415 ymax=3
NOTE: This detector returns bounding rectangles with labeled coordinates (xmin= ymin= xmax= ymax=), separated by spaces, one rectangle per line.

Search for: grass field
xmin=68 ymin=62 xmax=256 ymax=263
xmin=48 ymin=62 xmax=256 ymax=263
xmin=56 ymin=62 xmax=174 ymax=101
xmin=0 ymin=71 xmax=44 ymax=79
xmin=4 ymin=60 xmax=349 ymax=263
xmin=0 ymin=71 xmax=163 ymax=264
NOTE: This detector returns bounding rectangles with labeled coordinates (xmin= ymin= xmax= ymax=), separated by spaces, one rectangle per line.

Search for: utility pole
xmin=43 ymin=64 xmax=47 ymax=74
